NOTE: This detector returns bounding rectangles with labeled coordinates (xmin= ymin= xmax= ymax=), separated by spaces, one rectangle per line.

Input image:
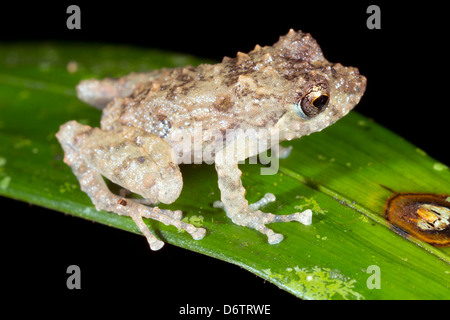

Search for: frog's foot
xmin=97 ymin=187 xmax=206 ymax=250
xmin=59 ymin=155 xmax=205 ymax=251
xmin=214 ymin=193 xmax=312 ymax=244
xmin=119 ymin=188 xmax=183 ymax=220
xmin=132 ymin=205 xmax=206 ymax=249
xmin=106 ymin=193 xmax=206 ymax=251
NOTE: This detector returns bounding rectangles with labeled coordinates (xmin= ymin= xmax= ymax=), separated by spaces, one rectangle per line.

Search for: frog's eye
xmin=296 ymin=83 xmax=330 ymax=118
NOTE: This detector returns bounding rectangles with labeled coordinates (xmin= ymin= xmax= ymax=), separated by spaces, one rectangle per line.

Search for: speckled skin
xmin=57 ymin=30 xmax=366 ymax=250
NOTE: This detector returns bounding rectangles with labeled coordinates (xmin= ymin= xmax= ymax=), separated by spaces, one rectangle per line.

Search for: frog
xmin=56 ymin=29 xmax=366 ymax=250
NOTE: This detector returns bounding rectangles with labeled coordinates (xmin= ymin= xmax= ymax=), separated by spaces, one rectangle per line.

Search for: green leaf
xmin=0 ymin=43 xmax=449 ymax=300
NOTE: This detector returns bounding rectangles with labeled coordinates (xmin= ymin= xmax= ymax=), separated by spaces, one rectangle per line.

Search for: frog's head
xmin=270 ymin=29 xmax=367 ymax=140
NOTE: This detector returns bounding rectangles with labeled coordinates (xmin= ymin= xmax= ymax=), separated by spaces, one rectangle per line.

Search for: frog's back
xmin=89 ymin=29 xmax=365 ymax=147
xmin=99 ymin=33 xmax=312 ymax=138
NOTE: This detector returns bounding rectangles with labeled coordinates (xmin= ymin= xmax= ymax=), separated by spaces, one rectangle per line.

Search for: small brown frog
xmin=56 ymin=29 xmax=366 ymax=250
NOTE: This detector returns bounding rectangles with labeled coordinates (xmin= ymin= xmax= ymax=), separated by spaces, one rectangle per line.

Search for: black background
xmin=1 ymin=0 xmax=447 ymax=314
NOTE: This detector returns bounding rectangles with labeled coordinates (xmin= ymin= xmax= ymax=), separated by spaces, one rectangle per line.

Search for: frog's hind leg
xmin=56 ymin=121 xmax=206 ymax=250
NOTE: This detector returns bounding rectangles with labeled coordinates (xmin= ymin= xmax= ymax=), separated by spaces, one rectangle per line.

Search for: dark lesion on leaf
xmin=385 ymin=193 xmax=450 ymax=246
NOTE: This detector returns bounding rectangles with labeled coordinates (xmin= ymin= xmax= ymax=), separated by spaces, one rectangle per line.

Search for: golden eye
xmin=297 ymin=83 xmax=330 ymax=118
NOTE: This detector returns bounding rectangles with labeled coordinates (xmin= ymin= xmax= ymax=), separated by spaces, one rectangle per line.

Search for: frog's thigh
xmin=60 ymin=121 xmax=182 ymax=204
xmin=56 ymin=121 xmax=205 ymax=250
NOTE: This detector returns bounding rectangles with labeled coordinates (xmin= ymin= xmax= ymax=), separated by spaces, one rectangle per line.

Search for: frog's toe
xmin=149 ymin=239 xmax=165 ymax=251
xmin=191 ymin=227 xmax=207 ymax=240
xmin=248 ymin=193 xmax=276 ymax=211
xmin=267 ymin=232 xmax=284 ymax=245
xmin=254 ymin=223 xmax=284 ymax=244
xmin=164 ymin=209 xmax=183 ymax=220
xmin=213 ymin=200 xmax=225 ymax=209
xmin=293 ymin=209 xmax=312 ymax=225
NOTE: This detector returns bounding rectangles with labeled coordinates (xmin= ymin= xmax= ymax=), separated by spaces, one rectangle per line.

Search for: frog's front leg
xmin=56 ymin=121 xmax=206 ymax=250
xmin=214 ymin=145 xmax=312 ymax=244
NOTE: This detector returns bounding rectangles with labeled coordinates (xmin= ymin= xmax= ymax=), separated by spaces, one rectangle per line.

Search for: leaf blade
xmin=0 ymin=43 xmax=449 ymax=300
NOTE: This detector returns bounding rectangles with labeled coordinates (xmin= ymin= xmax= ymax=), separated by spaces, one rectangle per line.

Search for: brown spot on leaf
xmin=385 ymin=193 xmax=450 ymax=246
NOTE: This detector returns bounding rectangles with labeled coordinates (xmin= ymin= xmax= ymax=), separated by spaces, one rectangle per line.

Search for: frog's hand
xmin=76 ymin=69 xmax=171 ymax=109
xmin=214 ymin=143 xmax=311 ymax=244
